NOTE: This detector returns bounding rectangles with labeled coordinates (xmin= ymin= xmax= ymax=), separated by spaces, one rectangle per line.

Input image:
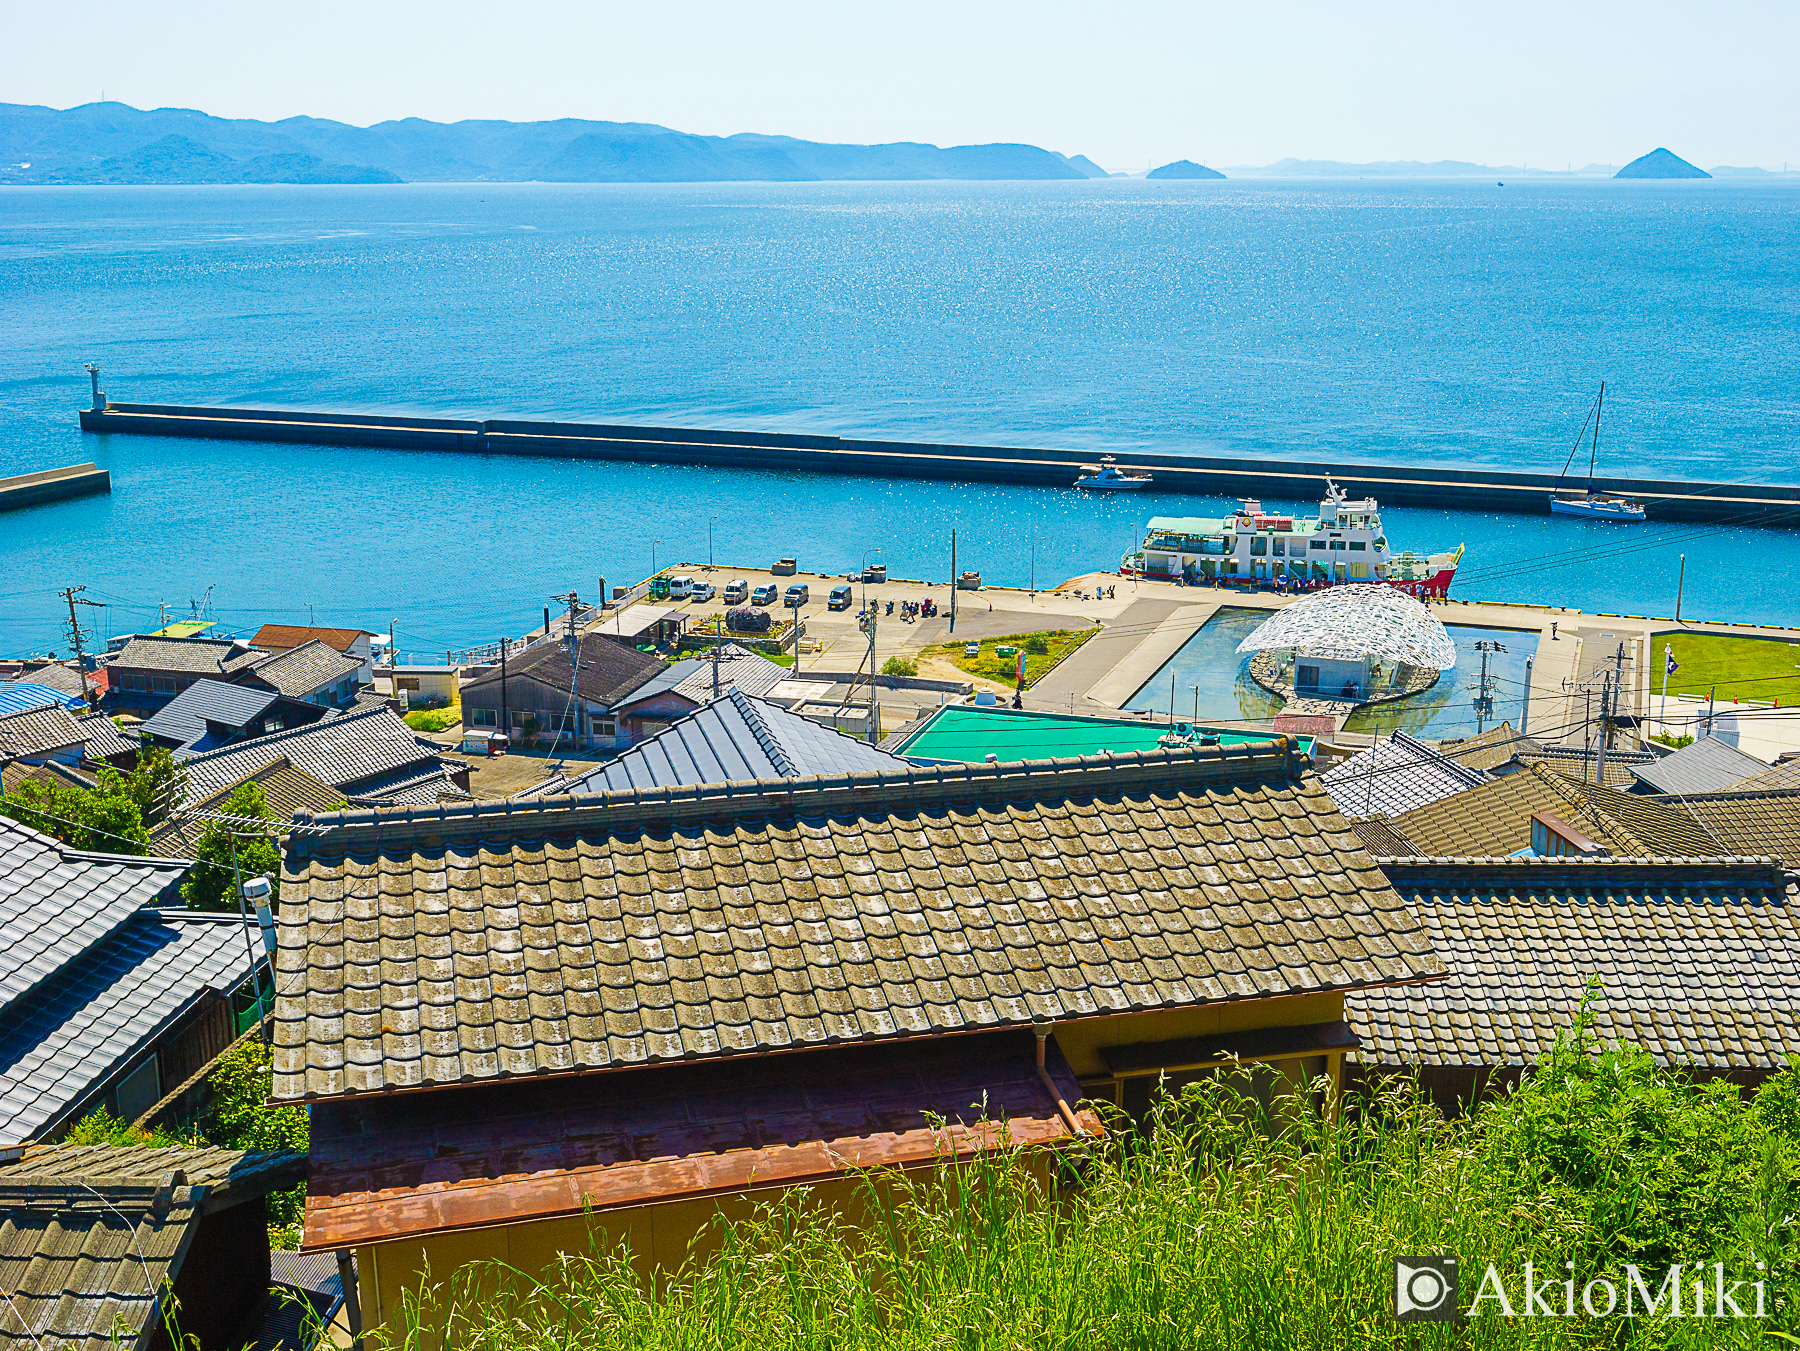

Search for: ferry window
xmin=1309 ymin=540 xmax=1326 ymax=551
xmin=1272 ymin=538 xmax=1285 ymax=556
xmin=1329 ymin=540 xmax=1347 ymax=551
xmin=1250 ymin=537 xmax=1267 ymax=556
xmin=1349 ymin=541 xmax=1366 ymax=551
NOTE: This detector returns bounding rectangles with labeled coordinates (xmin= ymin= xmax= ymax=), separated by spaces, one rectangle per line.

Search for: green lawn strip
xmin=1657 ymin=631 xmax=1800 ymax=706
xmin=940 ymin=629 xmax=1097 ymax=688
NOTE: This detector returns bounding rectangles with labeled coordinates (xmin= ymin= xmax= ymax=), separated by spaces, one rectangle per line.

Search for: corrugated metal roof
xmin=1348 ymin=857 xmax=1800 ymax=1071
xmin=669 ymin=646 xmax=792 ymax=703
xmin=0 ymin=911 xmax=262 ymax=1144
xmin=0 ymin=817 xmax=189 ymax=1017
xmin=1630 ymin=735 xmax=1770 ymax=795
xmin=550 ymin=689 xmax=909 ymax=795
xmin=0 ymin=683 xmax=85 ymax=718
xmin=1320 ymin=730 xmax=1489 ymax=819
xmin=140 ymin=678 xmax=280 ymax=754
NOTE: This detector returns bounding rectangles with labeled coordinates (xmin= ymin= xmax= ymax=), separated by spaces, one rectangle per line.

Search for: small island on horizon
xmin=1615 ymin=148 xmax=1712 ymax=179
xmin=1147 ymin=160 xmax=1226 ymax=180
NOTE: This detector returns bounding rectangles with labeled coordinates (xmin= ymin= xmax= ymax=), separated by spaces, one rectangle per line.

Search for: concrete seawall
xmin=77 ymin=402 xmax=1800 ymax=525
xmin=0 ymin=462 xmax=111 ymax=513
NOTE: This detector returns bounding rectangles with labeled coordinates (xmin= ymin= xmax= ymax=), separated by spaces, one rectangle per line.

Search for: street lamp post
xmin=1031 ymin=535 xmax=1045 ymax=597
xmin=861 ymin=548 xmax=883 ymax=743
xmin=1190 ymin=684 xmax=1201 ymax=727
xmin=708 ymin=517 xmax=717 ymax=570
xmin=652 ymin=539 xmax=661 ymax=585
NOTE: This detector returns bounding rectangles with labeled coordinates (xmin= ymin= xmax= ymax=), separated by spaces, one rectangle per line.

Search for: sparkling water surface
xmin=2 ymin=179 xmax=1797 ymax=655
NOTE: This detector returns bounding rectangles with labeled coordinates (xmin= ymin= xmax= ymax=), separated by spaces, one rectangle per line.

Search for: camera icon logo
xmin=1394 ymin=1256 xmax=1458 ymax=1321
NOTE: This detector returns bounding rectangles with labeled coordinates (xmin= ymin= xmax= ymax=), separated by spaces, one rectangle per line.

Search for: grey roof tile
xmin=73 ymin=713 xmax=139 ymax=762
xmin=1347 ymin=856 xmax=1800 ymax=1071
xmin=138 ymin=678 xmax=281 ymax=754
xmin=177 ymin=707 xmax=449 ymax=806
xmin=244 ymin=639 xmax=363 ymax=699
xmin=1630 ymin=735 xmax=1770 ymax=795
xmin=0 ymin=818 xmax=189 ymax=1016
xmin=109 ymin=635 xmax=263 ymax=676
xmin=0 ymin=703 xmax=86 ymax=759
xmin=0 ymin=910 xmax=262 ymax=1143
xmin=1321 ymin=730 xmax=1488 ymax=819
xmin=463 ymin=633 xmax=667 ymax=708
xmin=272 ymin=743 xmax=1445 ymax=1101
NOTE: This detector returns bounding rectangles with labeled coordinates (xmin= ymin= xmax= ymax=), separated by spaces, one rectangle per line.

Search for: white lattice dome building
xmin=1237 ymin=585 xmax=1455 ymax=702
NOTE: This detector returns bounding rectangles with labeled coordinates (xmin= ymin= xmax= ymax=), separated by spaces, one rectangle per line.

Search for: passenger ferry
xmin=1119 ymin=479 xmax=1463 ymax=595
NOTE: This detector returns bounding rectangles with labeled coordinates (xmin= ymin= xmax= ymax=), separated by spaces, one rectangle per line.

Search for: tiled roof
xmin=74 ymin=713 xmax=139 ymax=762
xmin=544 ymin=689 xmax=910 ymax=796
xmin=1517 ymin=744 xmax=1655 ymax=788
xmin=0 ymin=682 xmax=85 ymax=718
xmin=246 ymin=639 xmax=363 ymax=699
xmin=669 ymin=646 xmax=792 ymax=703
xmin=0 ymin=1145 xmax=305 ymax=1348
xmin=251 ymin=624 xmax=370 ymax=654
xmin=1347 ymin=857 xmax=1800 ymax=1071
xmin=1434 ymin=722 xmax=1540 ymax=773
xmin=146 ymin=758 xmax=346 ymax=859
xmin=270 ymin=742 xmax=1446 ymax=1102
xmin=342 ymin=762 xmax=467 ymax=807
xmin=1728 ymin=757 xmax=1800 ymax=792
xmin=1 ymin=759 xmax=97 ymax=796
xmin=109 ymin=635 xmax=263 ymax=676
xmin=140 ymin=678 xmax=280 ymax=754
xmin=0 ymin=911 xmax=262 ymax=1143
xmin=1629 ymin=735 xmax=1769 ymax=795
xmin=177 ymin=707 xmax=447 ymax=806
xmin=1669 ymin=788 xmax=1800 ymax=870
xmin=1320 ymin=730 xmax=1489 ymax=819
xmin=0 ymin=817 xmax=188 ymax=1014
xmin=1383 ymin=763 xmax=1718 ymax=859
xmin=0 ymin=703 xmax=86 ymax=759
xmin=6 ymin=663 xmax=86 ymax=698
xmin=463 ymin=633 xmax=668 ymax=708
xmin=1349 ymin=816 xmax=1418 ymax=855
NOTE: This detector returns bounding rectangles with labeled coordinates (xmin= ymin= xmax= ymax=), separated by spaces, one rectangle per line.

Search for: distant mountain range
xmin=1225 ymin=155 xmax=1790 ymax=178
xmin=0 ymin=102 xmax=1111 ymax=185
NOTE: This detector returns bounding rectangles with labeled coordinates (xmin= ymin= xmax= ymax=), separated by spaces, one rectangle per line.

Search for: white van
xmin=669 ymin=575 xmax=697 ymax=599
xmin=723 ymin=579 xmax=750 ymax=604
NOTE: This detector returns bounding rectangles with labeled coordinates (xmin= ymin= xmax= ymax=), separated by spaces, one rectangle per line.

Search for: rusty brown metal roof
xmin=271 ymin=743 xmax=1446 ymax=1103
xmin=1346 ymin=856 xmax=1800 ymax=1072
xmin=301 ymin=1028 xmax=1100 ymax=1250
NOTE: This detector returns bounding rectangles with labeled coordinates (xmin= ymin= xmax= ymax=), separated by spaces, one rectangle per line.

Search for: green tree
xmin=179 ymin=779 xmax=282 ymax=911
xmin=106 ymin=744 xmax=188 ymax=825
xmin=881 ymin=656 xmax=918 ymax=677
xmin=205 ymin=1038 xmax=309 ymax=1242
xmin=0 ymin=775 xmax=148 ymax=853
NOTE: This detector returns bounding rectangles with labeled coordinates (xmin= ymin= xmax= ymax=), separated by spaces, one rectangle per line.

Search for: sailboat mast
xmin=1588 ymin=381 xmax=1605 ymax=494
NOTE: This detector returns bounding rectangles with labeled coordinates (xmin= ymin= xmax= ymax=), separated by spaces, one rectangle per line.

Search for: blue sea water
xmin=2 ymin=179 xmax=1798 ymax=656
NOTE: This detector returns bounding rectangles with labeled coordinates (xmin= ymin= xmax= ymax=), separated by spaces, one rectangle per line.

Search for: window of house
xmin=397 ymin=677 xmax=421 ymax=692
xmin=471 ymin=707 xmax=497 ymax=727
xmin=113 ymin=1054 xmax=161 ymax=1123
xmin=152 ymin=676 xmax=176 ymax=693
xmin=595 ymin=719 xmax=618 ymax=738
xmin=125 ymin=673 xmax=147 ymax=691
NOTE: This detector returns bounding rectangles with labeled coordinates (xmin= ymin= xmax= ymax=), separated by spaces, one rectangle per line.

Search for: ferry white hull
xmin=1549 ymin=493 xmax=1646 ymax=522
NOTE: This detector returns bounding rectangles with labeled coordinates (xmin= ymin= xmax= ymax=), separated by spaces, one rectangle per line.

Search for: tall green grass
xmin=378 ymin=1017 xmax=1800 ymax=1349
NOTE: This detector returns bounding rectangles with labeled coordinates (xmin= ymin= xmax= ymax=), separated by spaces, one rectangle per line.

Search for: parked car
xmin=669 ymin=575 xmax=697 ymax=599
xmin=771 ymin=557 xmax=798 ymax=576
xmin=726 ymin=606 xmax=771 ymax=633
xmin=691 ymin=582 xmax=717 ymax=603
xmin=784 ymin=584 xmax=810 ymax=606
xmin=828 ymin=584 xmax=854 ymax=610
xmin=750 ymin=584 xmax=779 ymax=606
xmin=723 ymin=579 xmax=750 ymax=604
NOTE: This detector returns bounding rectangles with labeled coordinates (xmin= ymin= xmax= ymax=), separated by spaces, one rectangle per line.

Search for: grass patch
xmin=1659 ymin=631 xmax=1800 ymax=705
xmin=939 ymin=629 xmax=1096 ymax=688
xmin=405 ymin=705 xmax=461 ymax=733
xmin=378 ymin=1012 xmax=1800 ymax=1347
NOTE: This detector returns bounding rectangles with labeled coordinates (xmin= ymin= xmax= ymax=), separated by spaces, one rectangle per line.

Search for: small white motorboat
xmin=1548 ymin=382 xmax=1645 ymax=522
xmin=1075 ymin=455 xmax=1152 ymax=490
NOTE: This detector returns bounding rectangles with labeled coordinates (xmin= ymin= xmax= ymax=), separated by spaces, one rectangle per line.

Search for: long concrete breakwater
xmin=78 ymin=401 xmax=1800 ymax=525
xmin=0 ymin=462 xmax=110 ymax=513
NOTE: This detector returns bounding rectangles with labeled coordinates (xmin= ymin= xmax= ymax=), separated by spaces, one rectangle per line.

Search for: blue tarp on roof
xmin=0 ymin=683 xmax=85 ymax=717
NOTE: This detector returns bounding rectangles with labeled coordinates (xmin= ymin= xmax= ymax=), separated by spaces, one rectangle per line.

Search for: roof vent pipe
xmin=242 ymin=875 xmax=277 ymax=955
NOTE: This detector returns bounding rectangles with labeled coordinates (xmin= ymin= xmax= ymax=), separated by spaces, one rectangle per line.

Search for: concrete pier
xmin=78 ymin=401 xmax=1800 ymax=524
xmin=0 ymin=462 xmax=110 ymax=513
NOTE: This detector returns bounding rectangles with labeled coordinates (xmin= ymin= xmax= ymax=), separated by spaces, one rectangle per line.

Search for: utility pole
xmin=1612 ymin=641 xmax=1627 ymax=744
xmin=59 ymin=585 xmax=102 ymax=707
xmin=862 ymin=549 xmax=882 ymax=743
xmin=499 ymin=638 xmax=510 ymax=741
xmin=1522 ymin=656 xmax=1533 ymax=734
xmin=1471 ymin=640 xmax=1505 ymax=734
xmin=1594 ymin=672 xmax=1613 ymax=787
xmin=388 ymin=619 xmax=397 ymax=695
xmin=551 ymin=591 xmax=581 ymax=755
xmin=949 ymin=530 xmax=957 ymax=635
xmin=708 ymin=518 xmax=716 ymax=570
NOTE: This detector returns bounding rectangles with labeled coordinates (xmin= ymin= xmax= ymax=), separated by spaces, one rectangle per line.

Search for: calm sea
xmin=2 ymin=179 xmax=1797 ymax=655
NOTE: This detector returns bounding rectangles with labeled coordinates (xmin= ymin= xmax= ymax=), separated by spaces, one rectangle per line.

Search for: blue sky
xmin=8 ymin=0 xmax=1796 ymax=170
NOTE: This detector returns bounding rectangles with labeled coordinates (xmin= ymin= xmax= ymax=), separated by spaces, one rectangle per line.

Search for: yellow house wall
xmin=1050 ymin=990 xmax=1346 ymax=1080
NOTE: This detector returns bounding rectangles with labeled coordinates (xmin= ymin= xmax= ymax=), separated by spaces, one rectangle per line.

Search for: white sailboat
xmin=1549 ymin=382 xmax=1646 ymax=521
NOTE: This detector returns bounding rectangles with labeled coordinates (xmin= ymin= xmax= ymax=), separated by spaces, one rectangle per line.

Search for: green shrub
xmin=1025 ymin=635 xmax=1050 ymax=655
xmin=206 ymin=1038 xmax=310 ymax=1242
xmin=63 ymin=1108 xmax=186 ymax=1149
xmin=880 ymin=656 xmax=918 ymax=677
xmin=405 ymin=705 xmax=461 ymax=732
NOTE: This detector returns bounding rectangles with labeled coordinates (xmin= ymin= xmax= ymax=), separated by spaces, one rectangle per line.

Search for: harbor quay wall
xmin=0 ymin=462 xmax=111 ymax=513
xmin=77 ymin=403 xmax=1800 ymax=525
